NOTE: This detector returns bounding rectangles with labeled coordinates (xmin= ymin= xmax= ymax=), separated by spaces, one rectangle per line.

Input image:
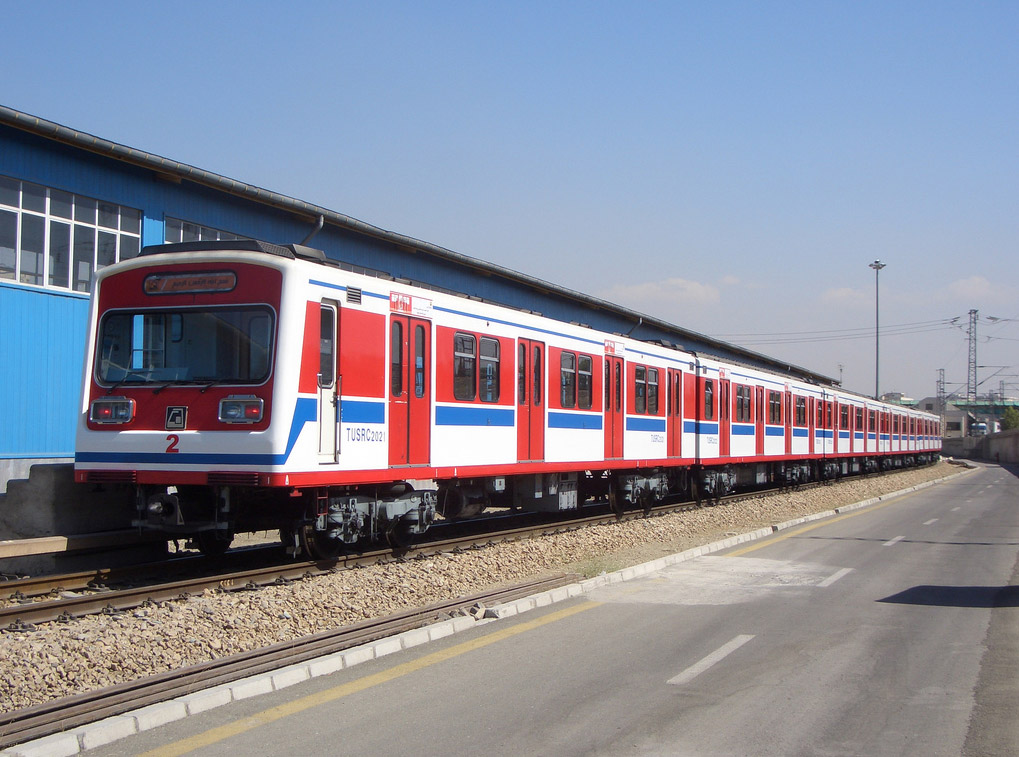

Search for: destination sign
xmin=144 ymin=271 xmax=237 ymax=295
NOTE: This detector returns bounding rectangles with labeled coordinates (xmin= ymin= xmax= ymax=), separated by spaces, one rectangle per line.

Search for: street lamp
xmin=869 ymin=260 xmax=886 ymax=399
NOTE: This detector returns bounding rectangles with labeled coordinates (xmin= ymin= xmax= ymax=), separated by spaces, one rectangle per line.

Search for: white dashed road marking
xmin=668 ymin=635 xmax=756 ymax=686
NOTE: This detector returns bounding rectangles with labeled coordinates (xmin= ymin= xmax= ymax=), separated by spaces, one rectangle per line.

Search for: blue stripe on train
xmin=435 ymin=405 xmax=515 ymax=427
xmin=549 ymin=411 xmax=603 ymax=430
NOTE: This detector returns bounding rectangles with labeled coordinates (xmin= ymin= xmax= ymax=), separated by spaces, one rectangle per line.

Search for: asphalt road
xmin=92 ymin=464 xmax=1019 ymax=757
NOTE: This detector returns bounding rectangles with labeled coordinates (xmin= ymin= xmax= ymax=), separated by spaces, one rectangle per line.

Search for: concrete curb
xmin=2 ymin=466 xmax=975 ymax=756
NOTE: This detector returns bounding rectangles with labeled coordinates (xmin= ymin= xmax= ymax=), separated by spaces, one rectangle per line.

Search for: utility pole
xmin=869 ymin=260 xmax=886 ymax=399
xmin=937 ymin=368 xmax=946 ymax=413
xmin=967 ymin=309 xmax=978 ymax=401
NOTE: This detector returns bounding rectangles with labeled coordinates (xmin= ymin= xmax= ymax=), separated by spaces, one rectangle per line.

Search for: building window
xmin=0 ymin=174 xmax=141 ymax=292
xmin=164 ymin=217 xmax=244 ymax=244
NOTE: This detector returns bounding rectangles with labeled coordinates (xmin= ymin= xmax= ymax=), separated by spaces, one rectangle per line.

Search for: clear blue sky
xmin=7 ymin=1 xmax=1017 ymax=400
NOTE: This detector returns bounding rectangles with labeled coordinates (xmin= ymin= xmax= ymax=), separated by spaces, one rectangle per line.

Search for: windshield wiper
xmin=106 ymin=371 xmax=151 ymax=395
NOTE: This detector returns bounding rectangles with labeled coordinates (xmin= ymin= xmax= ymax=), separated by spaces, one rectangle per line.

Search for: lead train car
xmin=75 ymin=241 xmax=942 ymax=557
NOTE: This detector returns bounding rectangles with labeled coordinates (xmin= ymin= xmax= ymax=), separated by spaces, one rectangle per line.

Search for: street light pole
xmin=869 ymin=260 xmax=886 ymax=399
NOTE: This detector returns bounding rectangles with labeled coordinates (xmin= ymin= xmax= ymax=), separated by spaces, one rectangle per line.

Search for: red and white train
xmin=74 ymin=240 xmax=942 ymax=557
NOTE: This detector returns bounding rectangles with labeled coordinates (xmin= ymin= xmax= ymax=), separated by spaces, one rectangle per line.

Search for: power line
xmin=725 ymin=322 xmax=958 ymax=347
xmin=712 ymin=318 xmax=955 ymax=339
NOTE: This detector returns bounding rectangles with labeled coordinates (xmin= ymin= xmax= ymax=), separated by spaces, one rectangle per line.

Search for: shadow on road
xmin=879 ymin=584 xmax=1019 ymax=608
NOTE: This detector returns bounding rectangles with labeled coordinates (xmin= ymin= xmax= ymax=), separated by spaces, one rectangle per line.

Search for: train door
xmin=604 ymin=355 xmax=624 ymax=459
xmin=808 ymin=399 xmax=817 ymax=455
xmin=318 ymin=301 xmax=339 ymax=462
xmin=667 ymin=368 xmax=682 ymax=457
xmin=517 ymin=339 xmax=545 ymax=462
xmin=784 ymin=391 xmax=792 ymax=455
xmin=719 ymin=379 xmax=731 ymax=457
xmin=388 ymin=315 xmax=431 ymax=467
xmin=755 ymin=386 xmax=765 ymax=456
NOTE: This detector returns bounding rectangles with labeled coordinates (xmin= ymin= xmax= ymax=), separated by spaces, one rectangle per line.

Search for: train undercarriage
xmin=132 ymin=453 xmax=938 ymax=558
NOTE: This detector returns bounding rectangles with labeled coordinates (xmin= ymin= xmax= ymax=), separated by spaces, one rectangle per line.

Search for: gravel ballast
xmin=1 ymin=462 xmax=963 ymax=712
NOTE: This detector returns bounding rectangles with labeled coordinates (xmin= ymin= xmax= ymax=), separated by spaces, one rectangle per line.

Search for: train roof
xmin=4 ymin=104 xmax=837 ymax=388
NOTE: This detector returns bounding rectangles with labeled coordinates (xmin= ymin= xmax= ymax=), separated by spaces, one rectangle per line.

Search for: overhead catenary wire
xmin=716 ymin=319 xmax=960 ymax=347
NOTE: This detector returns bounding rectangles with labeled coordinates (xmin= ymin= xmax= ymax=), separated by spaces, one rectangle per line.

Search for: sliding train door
xmin=388 ymin=315 xmax=431 ymax=466
xmin=517 ymin=339 xmax=545 ymax=462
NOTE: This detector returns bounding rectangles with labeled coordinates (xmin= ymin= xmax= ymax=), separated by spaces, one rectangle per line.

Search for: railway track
xmin=0 ymin=473 xmax=874 ymax=630
xmin=0 ymin=497 xmax=678 ymax=630
xmin=0 ymin=573 xmax=577 ymax=750
xmin=0 ymin=472 xmax=868 ymax=631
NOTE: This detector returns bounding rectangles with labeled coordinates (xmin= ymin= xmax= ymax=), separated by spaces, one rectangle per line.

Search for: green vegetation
xmin=1001 ymin=406 xmax=1019 ymax=431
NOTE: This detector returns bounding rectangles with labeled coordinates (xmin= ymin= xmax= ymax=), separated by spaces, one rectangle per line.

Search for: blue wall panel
xmin=0 ymin=283 xmax=89 ymax=456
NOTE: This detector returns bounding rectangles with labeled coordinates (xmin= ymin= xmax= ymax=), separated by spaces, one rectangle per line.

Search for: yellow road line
xmin=142 ymin=600 xmax=601 ymax=757
xmin=725 ymin=489 xmax=921 ymax=557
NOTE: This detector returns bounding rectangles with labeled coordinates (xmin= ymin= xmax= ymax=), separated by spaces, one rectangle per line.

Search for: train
xmin=74 ymin=239 xmax=942 ymax=558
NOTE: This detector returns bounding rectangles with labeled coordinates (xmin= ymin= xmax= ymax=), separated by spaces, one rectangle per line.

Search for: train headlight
xmin=219 ymin=396 xmax=264 ymax=424
xmin=89 ymin=397 xmax=135 ymax=424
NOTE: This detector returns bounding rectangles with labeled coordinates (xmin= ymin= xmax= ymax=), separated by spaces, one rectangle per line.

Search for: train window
xmin=614 ymin=362 xmax=622 ymax=412
xmin=453 ymin=333 xmax=476 ymax=401
xmin=840 ymin=405 xmax=849 ymax=429
xmin=561 ymin=352 xmax=577 ymax=408
xmin=97 ymin=306 xmax=275 ymax=386
xmin=320 ymin=307 xmax=335 ymax=388
xmin=604 ymin=362 xmax=610 ymax=409
xmin=518 ymin=345 xmax=527 ymax=404
xmin=856 ymin=407 xmax=864 ymax=430
xmin=390 ymin=320 xmax=403 ymax=396
xmin=634 ymin=366 xmax=647 ymax=414
xmin=479 ymin=337 xmax=500 ymax=403
xmin=675 ymin=374 xmax=681 ymax=416
xmin=667 ymin=374 xmax=672 ymax=415
xmin=720 ymin=381 xmax=729 ymax=422
xmin=647 ymin=368 xmax=659 ymax=414
xmin=533 ymin=346 xmax=542 ymax=406
xmin=578 ymin=355 xmax=593 ymax=410
xmin=704 ymin=379 xmax=715 ymax=420
xmin=794 ymin=396 xmax=806 ymax=426
xmin=735 ymin=385 xmax=751 ymax=423
xmin=769 ymin=391 xmax=782 ymax=424
xmin=868 ymin=410 xmax=876 ymax=432
xmin=414 ymin=325 xmax=426 ymax=398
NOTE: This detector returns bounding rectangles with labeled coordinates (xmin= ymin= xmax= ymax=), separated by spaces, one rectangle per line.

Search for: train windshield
xmin=96 ymin=306 xmax=274 ymax=386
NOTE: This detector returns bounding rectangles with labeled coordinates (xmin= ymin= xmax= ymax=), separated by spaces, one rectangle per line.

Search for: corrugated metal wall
xmin=0 ymin=283 xmax=88 ymax=456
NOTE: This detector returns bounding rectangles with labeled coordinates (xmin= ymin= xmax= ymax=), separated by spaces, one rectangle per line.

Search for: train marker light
xmin=219 ymin=396 xmax=264 ymax=424
xmin=89 ymin=397 xmax=136 ymax=424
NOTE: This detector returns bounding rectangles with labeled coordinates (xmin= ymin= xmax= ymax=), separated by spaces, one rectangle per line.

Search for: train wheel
xmin=196 ymin=529 xmax=233 ymax=557
xmin=300 ymin=525 xmax=344 ymax=560
xmin=640 ymin=487 xmax=654 ymax=516
xmin=386 ymin=516 xmax=415 ymax=550
xmin=608 ymin=479 xmax=624 ymax=517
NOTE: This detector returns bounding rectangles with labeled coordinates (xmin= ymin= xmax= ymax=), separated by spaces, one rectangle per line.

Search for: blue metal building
xmin=0 ymin=104 xmax=833 ymax=491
